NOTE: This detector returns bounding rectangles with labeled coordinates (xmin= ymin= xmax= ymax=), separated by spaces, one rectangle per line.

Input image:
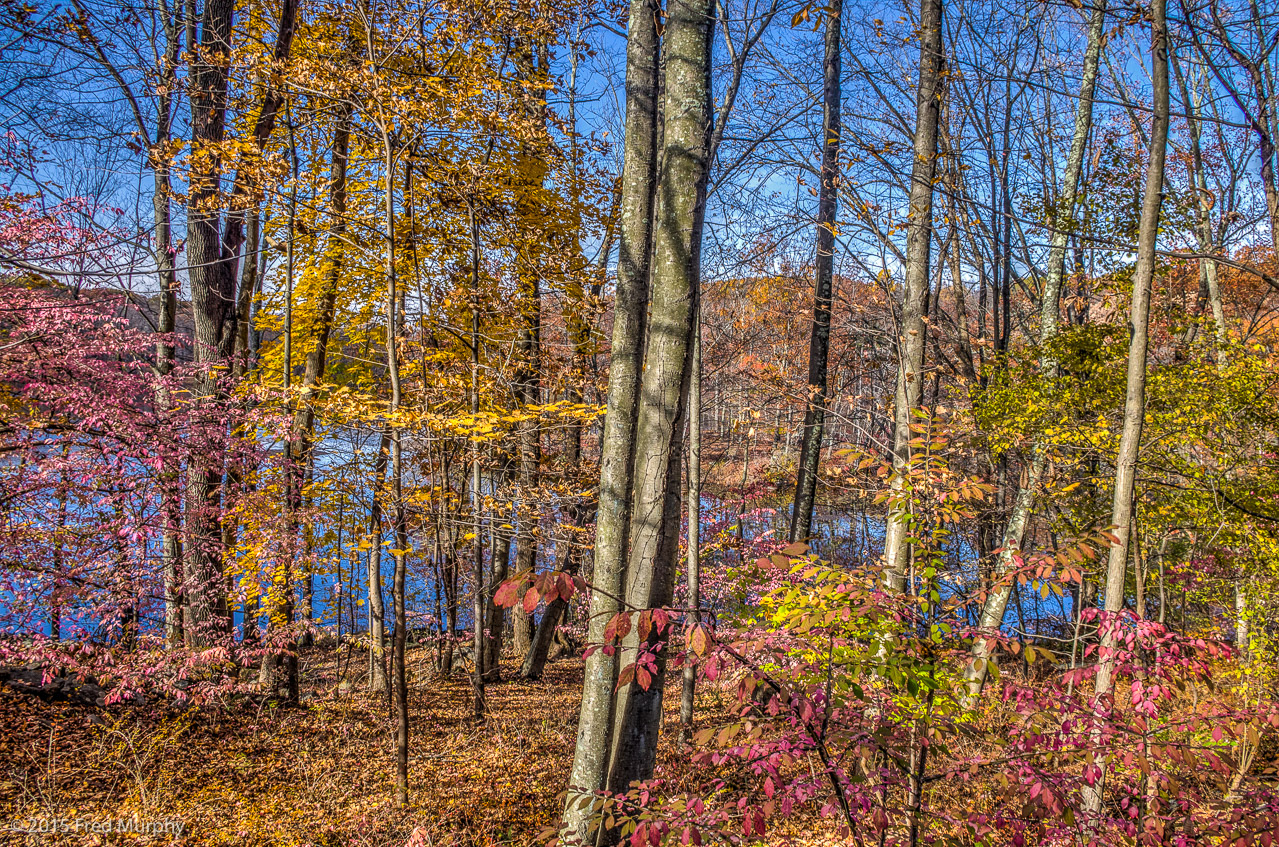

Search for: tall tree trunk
xmin=290 ymin=105 xmax=353 ymax=653
xmin=153 ymin=4 xmax=184 ymax=649
xmin=183 ymin=0 xmax=298 ymax=649
xmin=482 ymin=458 xmax=513 ymax=678
xmin=1172 ymin=52 xmax=1227 ymax=350
xmin=467 ymin=204 xmax=488 ymax=719
xmin=1081 ymin=0 xmax=1168 ymax=823
xmin=602 ymin=0 xmax=714 ymax=819
xmin=511 ymin=38 xmax=548 ymax=667
xmin=182 ymin=0 xmax=237 ymax=650
xmin=790 ymin=0 xmax=842 ymax=544
xmin=523 ymin=160 xmax=604 ymax=680
xmin=367 ymin=431 xmax=391 ymax=692
xmin=882 ymin=0 xmax=945 ymax=592
xmin=561 ymin=0 xmax=660 ymax=836
xmin=379 ymin=133 xmax=410 ymax=807
xmin=232 ymin=214 xmax=262 ymax=653
xmin=961 ymin=0 xmax=1106 ymax=706
xmin=486 ymin=518 xmax=514 ymax=678
xmin=679 ymin=305 xmax=702 ymax=742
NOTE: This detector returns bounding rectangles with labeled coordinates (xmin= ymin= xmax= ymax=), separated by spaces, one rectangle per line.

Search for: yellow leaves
xmin=429 ymin=400 xmax=604 ymax=442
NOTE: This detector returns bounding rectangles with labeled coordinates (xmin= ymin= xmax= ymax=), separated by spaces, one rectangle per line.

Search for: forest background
xmin=3 ymin=0 xmax=1279 ymax=844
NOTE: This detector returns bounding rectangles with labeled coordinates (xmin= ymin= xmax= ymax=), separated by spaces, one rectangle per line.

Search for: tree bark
xmin=367 ymin=430 xmax=391 ymax=693
xmin=485 ymin=509 xmax=514 ymax=679
xmin=183 ymin=0 xmax=298 ymax=649
xmin=679 ymin=305 xmax=701 ymax=742
xmin=1172 ymin=50 xmax=1227 ymax=350
xmin=153 ymin=3 xmax=183 ymax=649
xmin=511 ymin=37 xmax=548 ymax=667
xmin=602 ymin=0 xmax=714 ymax=818
xmin=882 ymin=0 xmax=945 ymax=592
xmin=466 ymin=204 xmax=488 ymax=720
xmin=561 ymin=0 xmax=661 ymax=836
xmin=380 ymin=132 xmax=410 ymax=807
xmin=790 ymin=0 xmax=841 ymax=544
xmin=1081 ymin=0 xmax=1168 ymax=822
xmin=182 ymin=0 xmax=237 ymax=650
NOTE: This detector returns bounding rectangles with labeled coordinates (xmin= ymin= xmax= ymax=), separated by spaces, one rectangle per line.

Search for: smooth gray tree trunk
xmin=679 ymin=307 xmax=701 ymax=741
xmin=602 ymin=0 xmax=715 ymax=822
xmin=561 ymin=0 xmax=660 ymax=838
xmin=1081 ymin=0 xmax=1168 ymax=823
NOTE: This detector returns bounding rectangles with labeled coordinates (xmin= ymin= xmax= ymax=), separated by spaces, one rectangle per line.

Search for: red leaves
xmin=636 ymin=608 xmax=672 ymax=641
xmin=604 ymin=612 xmax=632 ymax=643
xmin=741 ymin=807 xmax=766 ymax=837
xmin=636 ymin=665 xmax=652 ymax=690
xmin=755 ymin=541 xmax=809 ymax=570
xmin=556 ymin=572 xmax=575 ymax=601
xmin=493 ymin=579 xmax=521 ymax=608
xmin=493 ymin=569 xmax=582 ymax=610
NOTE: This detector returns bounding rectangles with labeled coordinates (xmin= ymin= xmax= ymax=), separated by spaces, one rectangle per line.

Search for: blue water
xmin=9 ymin=484 xmax=1076 ymax=645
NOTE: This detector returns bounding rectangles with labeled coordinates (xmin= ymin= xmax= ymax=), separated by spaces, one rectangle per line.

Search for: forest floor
xmin=0 ymin=650 xmax=808 ymax=847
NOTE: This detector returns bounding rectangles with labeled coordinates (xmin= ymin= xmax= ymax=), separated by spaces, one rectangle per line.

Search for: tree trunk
xmin=183 ymin=0 xmax=298 ymax=650
xmin=379 ymin=131 xmax=411 ymax=807
xmin=511 ymin=35 xmax=548 ymax=668
xmin=679 ymin=305 xmax=702 ymax=742
xmin=882 ymin=0 xmax=945 ymax=592
xmin=960 ymin=0 xmax=1106 ymax=707
xmin=521 ymin=516 xmax=582 ymax=680
xmin=1081 ymin=0 xmax=1168 ymax=823
xmin=367 ymin=431 xmax=391 ymax=693
xmin=602 ymin=0 xmax=714 ymax=818
xmin=525 ymin=138 xmax=604 ymax=681
xmin=485 ymin=513 xmax=514 ymax=679
xmin=182 ymin=0 xmax=238 ymax=650
xmin=153 ymin=5 xmax=183 ymax=649
xmin=1172 ymin=51 xmax=1227 ymax=351
xmin=790 ymin=0 xmax=841 ymax=545
xmin=466 ymin=204 xmax=488 ymax=720
xmin=561 ymin=0 xmax=661 ymax=836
